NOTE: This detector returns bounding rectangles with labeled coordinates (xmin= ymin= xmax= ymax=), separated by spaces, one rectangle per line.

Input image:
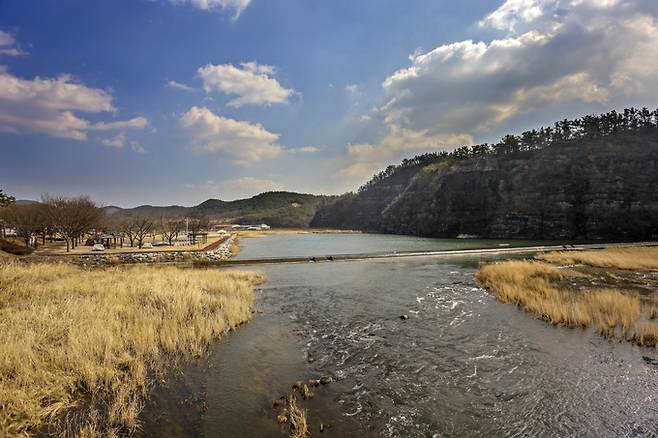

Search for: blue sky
xmin=1 ymin=0 xmax=657 ymax=206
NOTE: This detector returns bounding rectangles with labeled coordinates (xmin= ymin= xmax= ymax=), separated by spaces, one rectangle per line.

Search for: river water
xmin=233 ymin=233 xmax=568 ymax=260
xmin=145 ymin=234 xmax=658 ymax=437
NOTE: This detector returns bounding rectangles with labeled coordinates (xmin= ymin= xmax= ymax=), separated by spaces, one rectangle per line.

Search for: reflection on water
xmin=233 ymin=233 xmax=567 ymax=260
xmin=146 ymin=235 xmax=658 ymax=437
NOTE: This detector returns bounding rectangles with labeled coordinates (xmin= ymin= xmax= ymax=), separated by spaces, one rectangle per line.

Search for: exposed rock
xmin=312 ymin=129 xmax=658 ymax=240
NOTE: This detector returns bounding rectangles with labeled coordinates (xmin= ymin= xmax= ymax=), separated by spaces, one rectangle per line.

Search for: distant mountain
xmin=15 ymin=199 xmax=38 ymax=206
xmin=312 ymin=107 xmax=658 ymax=240
xmin=106 ymin=191 xmax=336 ymax=228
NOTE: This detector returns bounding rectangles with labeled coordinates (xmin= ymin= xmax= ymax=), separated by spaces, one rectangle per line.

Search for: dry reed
xmin=537 ymin=246 xmax=658 ymax=270
xmin=287 ymin=395 xmax=310 ymax=438
xmin=0 ymin=261 xmax=264 ymax=436
xmin=476 ymin=259 xmax=658 ymax=346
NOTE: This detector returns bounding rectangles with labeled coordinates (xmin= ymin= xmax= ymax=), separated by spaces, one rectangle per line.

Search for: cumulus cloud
xmin=345 ymin=84 xmax=359 ymax=93
xmin=179 ymin=106 xmax=283 ymax=165
xmin=198 ymin=62 xmax=294 ymax=107
xmin=168 ymin=0 xmax=251 ymax=19
xmin=0 ymin=30 xmax=26 ymax=56
xmin=0 ymin=69 xmax=147 ymax=140
xmin=378 ymin=0 xmax=658 ymax=138
xmin=341 ymin=125 xmax=473 ymax=180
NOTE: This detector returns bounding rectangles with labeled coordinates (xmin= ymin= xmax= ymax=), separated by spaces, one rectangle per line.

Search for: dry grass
xmin=537 ymin=246 xmax=658 ymax=270
xmin=287 ymin=395 xmax=310 ymax=438
xmin=0 ymin=261 xmax=264 ymax=436
xmin=476 ymin=258 xmax=658 ymax=347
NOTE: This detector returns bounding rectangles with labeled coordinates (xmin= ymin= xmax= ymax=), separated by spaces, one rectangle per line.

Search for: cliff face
xmin=312 ymin=131 xmax=658 ymax=240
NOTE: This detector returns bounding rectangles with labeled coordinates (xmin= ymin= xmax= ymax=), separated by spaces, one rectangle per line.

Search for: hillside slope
xmin=312 ymin=110 xmax=658 ymax=240
xmin=107 ymin=191 xmax=335 ymax=228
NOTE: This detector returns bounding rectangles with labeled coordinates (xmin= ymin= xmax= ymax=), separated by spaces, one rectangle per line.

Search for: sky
xmin=1 ymin=0 xmax=657 ymax=207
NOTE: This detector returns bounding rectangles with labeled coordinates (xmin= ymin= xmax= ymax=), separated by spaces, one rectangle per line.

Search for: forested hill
xmin=106 ymin=191 xmax=335 ymax=228
xmin=311 ymin=108 xmax=658 ymax=240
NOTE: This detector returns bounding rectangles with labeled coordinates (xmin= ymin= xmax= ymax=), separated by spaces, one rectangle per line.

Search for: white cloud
xmin=379 ymin=0 xmax=658 ymax=137
xmin=287 ymin=146 xmax=321 ymax=154
xmin=102 ymin=132 xmax=126 ymax=149
xmin=130 ymin=141 xmax=147 ymax=155
xmin=341 ymin=125 xmax=473 ymax=180
xmin=101 ymin=132 xmax=147 ymax=154
xmin=166 ymin=80 xmax=195 ymax=91
xmin=345 ymin=84 xmax=359 ymax=93
xmin=92 ymin=117 xmax=148 ymax=131
xmin=179 ymin=106 xmax=282 ymax=165
xmin=168 ymin=0 xmax=251 ymax=19
xmin=198 ymin=62 xmax=294 ymax=107
xmin=0 ymin=69 xmax=146 ymax=140
xmin=0 ymin=30 xmax=26 ymax=57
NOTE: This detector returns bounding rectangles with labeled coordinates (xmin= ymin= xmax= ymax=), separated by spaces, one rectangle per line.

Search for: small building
xmin=186 ymin=232 xmax=208 ymax=245
xmin=86 ymin=232 xmax=124 ymax=249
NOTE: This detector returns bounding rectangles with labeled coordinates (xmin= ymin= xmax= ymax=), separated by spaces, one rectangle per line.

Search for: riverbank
xmin=0 ymin=261 xmax=264 ymax=437
xmin=477 ymin=246 xmax=658 ymax=346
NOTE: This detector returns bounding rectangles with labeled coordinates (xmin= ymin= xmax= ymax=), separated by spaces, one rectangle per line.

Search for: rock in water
xmin=400 ymin=314 xmax=409 ymax=320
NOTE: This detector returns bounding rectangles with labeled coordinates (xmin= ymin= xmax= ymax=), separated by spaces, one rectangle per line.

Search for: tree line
xmin=358 ymin=106 xmax=658 ymax=193
xmin=0 ymin=192 xmax=210 ymax=252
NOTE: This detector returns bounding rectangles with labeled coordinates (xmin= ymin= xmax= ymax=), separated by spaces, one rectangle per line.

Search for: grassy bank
xmin=476 ymin=246 xmax=658 ymax=347
xmin=0 ymin=262 xmax=264 ymax=436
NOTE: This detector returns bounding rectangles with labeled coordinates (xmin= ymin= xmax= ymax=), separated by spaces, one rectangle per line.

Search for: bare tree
xmin=2 ymin=203 xmax=48 ymax=247
xmin=44 ymin=195 xmax=102 ymax=252
xmin=0 ymin=189 xmax=16 ymax=239
xmin=160 ymin=216 xmax=184 ymax=246
xmin=120 ymin=216 xmax=138 ymax=247
xmin=133 ymin=216 xmax=154 ymax=249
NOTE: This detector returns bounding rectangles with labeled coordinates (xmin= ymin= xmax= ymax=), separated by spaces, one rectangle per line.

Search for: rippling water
xmin=146 ymin=235 xmax=658 ymax=437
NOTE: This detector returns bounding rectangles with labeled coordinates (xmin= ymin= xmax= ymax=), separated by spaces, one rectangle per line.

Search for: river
xmin=143 ymin=233 xmax=658 ymax=437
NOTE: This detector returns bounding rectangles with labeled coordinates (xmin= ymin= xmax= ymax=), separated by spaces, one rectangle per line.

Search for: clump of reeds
xmin=476 ymin=259 xmax=658 ymax=346
xmin=0 ymin=261 xmax=264 ymax=437
xmin=287 ymin=395 xmax=310 ymax=438
xmin=273 ymin=381 xmax=315 ymax=438
xmin=537 ymin=246 xmax=658 ymax=270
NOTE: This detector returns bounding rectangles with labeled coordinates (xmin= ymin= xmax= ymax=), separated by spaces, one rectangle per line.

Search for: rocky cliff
xmin=312 ymin=129 xmax=658 ymax=240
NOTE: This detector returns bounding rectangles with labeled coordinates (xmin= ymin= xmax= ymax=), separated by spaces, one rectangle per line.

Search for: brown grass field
xmin=537 ymin=246 xmax=658 ymax=270
xmin=0 ymin=262 xmax=264 ymax=437
xmin=477 ymin=246 xmax=658 ymax=347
